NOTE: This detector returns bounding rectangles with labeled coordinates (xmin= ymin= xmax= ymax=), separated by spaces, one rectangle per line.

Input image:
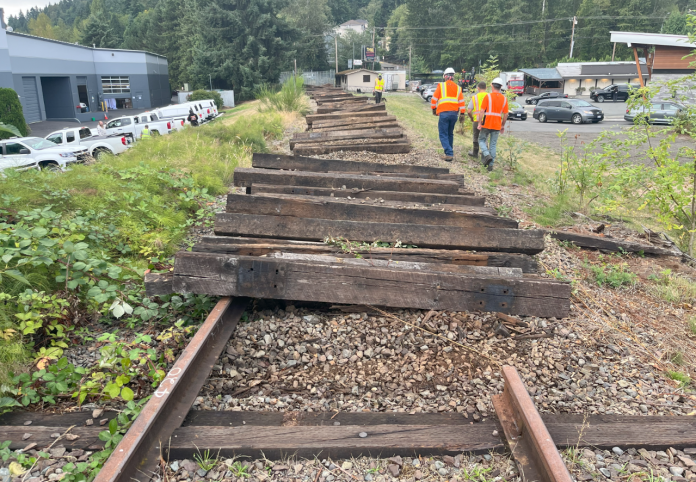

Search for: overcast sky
xmin=3 ymin=0 xmax=54 ymax=20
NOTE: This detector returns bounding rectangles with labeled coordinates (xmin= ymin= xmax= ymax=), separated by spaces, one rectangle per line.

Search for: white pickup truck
xmin=45 ymin=127 xmax=131 ymax=160
xmin=104 ymin=114 xmax=173 ymax=140
xmin=0 ymin=137 xmax=89 ymax=172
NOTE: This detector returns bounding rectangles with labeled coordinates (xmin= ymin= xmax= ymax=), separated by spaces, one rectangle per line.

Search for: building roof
xmin=610 ymin=31 xmax=696 ymax=49
xmin=556 ymin=61 xmax=647 ymax=79
xmin=340 ymin=20 xmax=368 ymax=27
xmin=520 ymin=68 xmax=562 ymax=81
xmin=336 ymin=68 xmax=378 ymax=75
xmin=5 ymin=30 xmax=168 ymax=59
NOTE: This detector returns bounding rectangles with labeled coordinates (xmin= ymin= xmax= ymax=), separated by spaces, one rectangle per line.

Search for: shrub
xmin=255 ymin=77 xmax=310 ymax=116
xmin=189 ymin=89 xmax=224 ymax=110
xmin=586 ymin=261 xmax=637 ymax=288
xmin=0 ymin=88 xmax=29 ymax=139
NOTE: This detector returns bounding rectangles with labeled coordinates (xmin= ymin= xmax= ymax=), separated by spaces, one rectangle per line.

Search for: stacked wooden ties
xmin=296 ymin=85 xmax=410 ymax=155
xmin=146 ymin=153 xmax=571 ymax=319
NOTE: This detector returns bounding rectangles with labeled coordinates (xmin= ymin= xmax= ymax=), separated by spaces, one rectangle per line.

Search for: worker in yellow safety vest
xmin=430 ymin=67 xmax=466 ymax=162
xmin=466 ymin=81 xmax=488 ymax=159
xmin=374 ymin=74 xmax=385 ymax=104
xmin=477 ymin=77 xmax=509 ymax=171
xmin=141 ymin=125 xmax=151 ymax=139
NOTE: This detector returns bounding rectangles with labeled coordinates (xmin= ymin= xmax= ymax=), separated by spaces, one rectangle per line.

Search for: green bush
xmin=255 ymin=77 xmax=310 ymax=116
xmin=189 ymin=89 xmax=224 ymax=110
xmin=0 ymin=88 xmax=29 ymax=139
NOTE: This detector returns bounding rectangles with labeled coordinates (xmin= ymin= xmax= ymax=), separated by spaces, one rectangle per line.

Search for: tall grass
xmin=256 ymin=77 xmax=310 ymax=116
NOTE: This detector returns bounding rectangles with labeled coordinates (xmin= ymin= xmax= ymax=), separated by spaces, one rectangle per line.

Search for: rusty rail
xmin=96 ymin=297 xmax=247 ymax=482
xmin=492 ymin=366 xmax=573 ymax=482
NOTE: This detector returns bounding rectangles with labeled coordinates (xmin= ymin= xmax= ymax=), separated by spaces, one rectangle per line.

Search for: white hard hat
xmin=492 ymin=77 xmax=504 ymax=86
xmin=444 ymin=67 xmax=456 ymax=75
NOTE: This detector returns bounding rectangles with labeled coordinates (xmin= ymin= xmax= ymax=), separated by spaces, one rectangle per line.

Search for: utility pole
xmin=209 ymin=74 xmax=212 ymax=91
xmin=409 ymin=45 xmax=412 ymax=82
xmin=352 ymin=42 xmax=354 ymax=68
xmin=611 ymin=42 xmax=616 ymax=62
xmin=334 ymin=35 xmax=338 ymax=77
xmin=294 ymin=58 xmax=297 ymax=79
xmin=569 ymin=16 xmax=577 ymax=59
xmin=372 ymin=27 xmax=375 ymax=70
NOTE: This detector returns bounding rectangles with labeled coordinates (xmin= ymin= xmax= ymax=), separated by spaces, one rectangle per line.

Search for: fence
xmin=279 ymin=70 xmax=336 ymax=86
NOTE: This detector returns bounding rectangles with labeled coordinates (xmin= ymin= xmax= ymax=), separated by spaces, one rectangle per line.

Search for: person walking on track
xmin=477 ymin=77 xmax=508 ymax=171
xmin=467 ymin=81 xmax=488 ymax=159
xmin=374 ymin=74 xmax=385 ymax=104
xmin=431 ymin=67 xmax=465 ymax=162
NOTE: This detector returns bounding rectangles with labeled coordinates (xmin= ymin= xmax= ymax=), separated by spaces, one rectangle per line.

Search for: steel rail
xmin=492 ymin=366 xmax=573 ymax=482
xmin=96 ymin=297 xmax=248 ymax=482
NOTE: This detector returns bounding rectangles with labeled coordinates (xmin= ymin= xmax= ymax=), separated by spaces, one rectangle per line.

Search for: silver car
xmin=422 ymin=84 xmax=438 ymax=102
xmin=625 ymin=101 xmax=686 ymax=124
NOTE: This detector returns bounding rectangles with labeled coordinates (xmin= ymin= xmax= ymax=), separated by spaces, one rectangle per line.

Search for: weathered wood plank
xmin=310 ymin=115 xmax=396 ymax=128
xmin=316 ymin=103 xmax=384 ymax=114
xmin=192 ymin=236 xmax=539 ymax=273
xmin=307 ymin=111 xmax=389 ymax=125
xmin=547 ymin=230 xmax=678 ymax=256
xmin=313 ymin=122 xmax=401 ymax=133
xmin=169 ymin=252 xmax=570 ymax=317
xmin=225 ymin=194 xmax=514 ymax=228
xmin=294 ymin=141 xmax=411 ymax=155
xmin=249 ymin=184 xmax=483 ymax=205
xmin=214 ymin=213 xmax=544 ymax=253
xmin=252 ymin=152 xmax=448 ymax=175
xmin=233 ymin=168 xmax=460 ymax=193
xmin=144 ymin=271 xmax=174 ymax=296
xmin=289 ymin=129 xmax=404 ymax=149
xmin=2 ymin=426 xmax=105 ymax=451
xmin=167 ymin=424 xmax=504 ymax=459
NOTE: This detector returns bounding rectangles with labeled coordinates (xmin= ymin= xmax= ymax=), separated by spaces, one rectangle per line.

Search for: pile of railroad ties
xmin=146 ymin=151 xmax=571 ymax=318
xmin=293 ymin=85 xmax=410 ymax=155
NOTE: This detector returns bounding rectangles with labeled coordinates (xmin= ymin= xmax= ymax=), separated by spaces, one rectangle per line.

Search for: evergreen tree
xmin=283 ymin=0 xmax=333 ymax=70
xmin=191 ymin=0 xmax=298 ymax=99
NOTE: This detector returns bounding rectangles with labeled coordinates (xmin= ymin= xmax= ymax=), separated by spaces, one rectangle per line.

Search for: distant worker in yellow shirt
xmin=374 ymin=74 xmax=385 ymax=103
xmin=466 ymin=81 xmax=488 ymax=159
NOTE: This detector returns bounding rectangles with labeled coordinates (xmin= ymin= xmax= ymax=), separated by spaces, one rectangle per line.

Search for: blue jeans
xmin=438 ymin=111 xmax=458 ymax=157
xmin=478 ymin=128 xmax=500 ymax=166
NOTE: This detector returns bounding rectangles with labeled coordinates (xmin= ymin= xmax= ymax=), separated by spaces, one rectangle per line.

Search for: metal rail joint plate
xmin=492 ymin=366 xmax=573 ymax=482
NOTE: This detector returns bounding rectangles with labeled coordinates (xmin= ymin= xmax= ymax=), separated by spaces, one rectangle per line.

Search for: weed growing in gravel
xmin=689 ymin=317 xmax=696 ymax=335
xmin=585 ymin=261 xmax=637 ymax=288
xmin=256 ymin=77 xmax=310 ymax=116
xmin=229 ymin=461 xmax=250 ymax=479
xmin=648 ymin=269 xmax=696 ymax=304
xmin=194 ymin=449 xmax=220 ymax=471
xmin=667 ymin=370 xmax=692 ymax=388
xmin=670 ymin=351 xmax=685 ymax=365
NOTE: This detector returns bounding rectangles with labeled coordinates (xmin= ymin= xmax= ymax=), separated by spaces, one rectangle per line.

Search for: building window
xmin=101 ymin=76 xmax=130 ymax=94
xmin=363 ymin=75 xmax=370 ymax=82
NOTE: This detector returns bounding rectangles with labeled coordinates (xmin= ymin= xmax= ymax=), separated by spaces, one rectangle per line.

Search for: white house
xmin=336 ymin=20 xmax=368 ymax=36
xmin=335 ymin=69 xmax=405 ymax=92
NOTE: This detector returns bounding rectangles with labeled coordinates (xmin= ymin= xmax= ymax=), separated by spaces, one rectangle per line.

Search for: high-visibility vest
xmin=375 ymin=78 xmax=385 ymax=91
xmin=471 ymin=92 xmax=488 ymax=122
xmin=431 ymin=81 xmax=465 ymax=115
xmin=479 ymin=92 xmax=508 ymax=130
xmin=141 ymin=128 xmax=151 ymax=139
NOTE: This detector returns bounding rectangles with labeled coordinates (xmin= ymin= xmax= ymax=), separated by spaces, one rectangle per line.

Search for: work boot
xmin=443 ymin=155 xmax=453 ymax=162
xmin=487 ymin=163 xmax=493 ymax=172
xmin=468 ymin=144 xmax=479 ymax=158
xmin=483 ymin=154 xmax=493 ymax=167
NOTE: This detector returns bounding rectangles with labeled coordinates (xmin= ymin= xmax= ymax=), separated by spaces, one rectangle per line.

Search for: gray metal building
xmin=0 ymin=10 xmax=169 ymax=124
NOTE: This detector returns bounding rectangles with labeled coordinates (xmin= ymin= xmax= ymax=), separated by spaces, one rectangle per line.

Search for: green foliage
xmin=0 ymin=89 xmax=29 ymax=139
xmin=256 ymin=77 xmax=310 ymax=116
xmin=667 ymin=370 xmax=692 ymax=388
xmin=189 ymin=90 xmax=224 ymax=112
xmin=282 ymin=0 xmax=333 ymax=70
xmin=647 ymin=269 xmax=696 ymax=304
xmin=689 ymin=316 xmax=696 ymax=335
xmin=586 ymin=260 xmax=637 ymax=288
xmin=229 ymin=461 xmax=251 ymax=478
xmin=497 ymin=134 xmax=528 ymax=172
xmin=194 ymin=449 xmax=220 ymax=471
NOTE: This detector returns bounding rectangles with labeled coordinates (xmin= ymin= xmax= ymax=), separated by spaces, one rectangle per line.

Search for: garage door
xmin=22 ymin=77 xmax=41 ymax=123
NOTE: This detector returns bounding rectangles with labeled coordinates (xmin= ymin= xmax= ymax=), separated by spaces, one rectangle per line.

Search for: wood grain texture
xmin=313 ymin=122 xmax=401 ymax=132
xmin=252 ymin=152 xmax=448 ymax=175
xmin=225 ymin=194 xmax=512 ymax=228
xmin=294 ymin=141 xmax=411 ymax=155
xmin=170 ymin=252 xmax=570 ymax=317
xmin=144 ymin=271 xmax=174 ymax=296
xmin=192 ymin=236 xmax=539 ymax=272
xmin=288 ymin=129 xmax=404 ymax=149
xmin=316 ymin=103 xmax=384 ymax=114
xmin=306 ymin=111 xmax=388 ymax=125
xmin=2 ymin=426 xmax=105 ymax=450
xmin=311 ymin=116 xmax=398 ymax=129
xmin=249 ymin=184 xmax=482 ymax=204
xmin=547 ymin=230 xmax=677 ymax=256
xmin=214 ymin=212 xmax=545 ymax=253
xmin=166 ymin=424 xmax=504 ymax=459
xmin=232 ymin=168 xmax=460 ymax=193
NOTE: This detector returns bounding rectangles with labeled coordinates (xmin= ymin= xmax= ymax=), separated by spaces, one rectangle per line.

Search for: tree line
xmin=7 ymin=0 xmax=695 ymax=95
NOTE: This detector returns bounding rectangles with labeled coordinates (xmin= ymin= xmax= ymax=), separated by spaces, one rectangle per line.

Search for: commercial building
xmin=519 ymin=68 xmax=565 ymax=95
xmin=556 ymin=61 xmax=648 ymax=97
xmin=0 ymin=8 xmax=169 ymax=124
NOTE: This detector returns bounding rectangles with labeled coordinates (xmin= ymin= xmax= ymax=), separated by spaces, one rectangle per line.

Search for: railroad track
xmin=2 ymin=86 xmax=694 ymax=482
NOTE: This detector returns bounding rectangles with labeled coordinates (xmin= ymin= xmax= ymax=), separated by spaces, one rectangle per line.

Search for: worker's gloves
xmin=432 ymin=110 xmax=437 ymax=116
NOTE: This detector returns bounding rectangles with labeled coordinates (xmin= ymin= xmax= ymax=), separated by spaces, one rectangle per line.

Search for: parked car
xmin=590 ymin=84 xmax=640 ymax=103
xmin=104 ymin=114 xmax=172 ymax=140
xmin=625 ymin=101 xmax=687 ymax=124
xmin=0 ymin=137 xmax=89 ymax=171
xmin=417 ymin=83 xmax=434 ymax=93
xmin=45 ymin=127 xmax=131 ymax=160
xmin=422 ymin=84 xmax=438 ymax=102
xmin=525 ymin=91 xmax=568 ymax=105
xmin=533 ymin=99 xmax=604 ymax=124
xmin=508 ymin=102 xmax=527 ymax=121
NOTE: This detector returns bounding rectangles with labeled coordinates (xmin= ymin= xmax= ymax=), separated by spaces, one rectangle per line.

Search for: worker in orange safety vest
xmin=477 ymin=77 xmax=509 ymax=171
xmin=374 ymin=74 xmax=385 ymax=104
xmin=431 ymin=67 xmax=466 ymax=162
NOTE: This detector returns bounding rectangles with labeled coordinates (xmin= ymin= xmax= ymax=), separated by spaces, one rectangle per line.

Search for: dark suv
xmin=525 ymin=91 xmax=568 ymax=105
xmin=589 ymin=84 xmax=640 ymax=103
xmin=533 ymin=99 xmax=604 ymax=124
